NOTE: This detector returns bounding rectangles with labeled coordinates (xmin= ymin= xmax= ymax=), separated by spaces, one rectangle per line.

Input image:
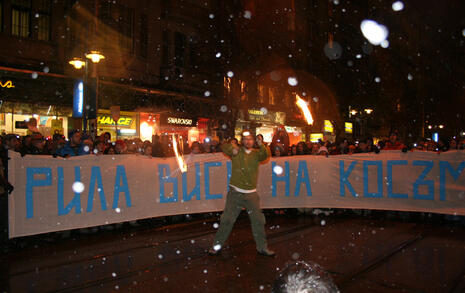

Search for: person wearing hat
xmin=208 ymin=131 xmax=275 ymax=257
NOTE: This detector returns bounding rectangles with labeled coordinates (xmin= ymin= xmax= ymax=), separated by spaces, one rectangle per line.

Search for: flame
xmin=296 ymin=94 xmax=314 ymax=125
xmin=172 ymin=134 xmax=187 ymax=173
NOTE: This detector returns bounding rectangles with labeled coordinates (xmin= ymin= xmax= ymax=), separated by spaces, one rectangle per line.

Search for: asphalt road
xmin=1 ymin=211 xmax=464 ymax=292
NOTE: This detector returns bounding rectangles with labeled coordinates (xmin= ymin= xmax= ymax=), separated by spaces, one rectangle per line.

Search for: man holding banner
xmin=208 ymin=131 xmax=275 ymax=257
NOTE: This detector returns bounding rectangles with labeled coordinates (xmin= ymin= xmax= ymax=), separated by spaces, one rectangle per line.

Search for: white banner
xmin=8 ymin=150 xmax=465 ymax=238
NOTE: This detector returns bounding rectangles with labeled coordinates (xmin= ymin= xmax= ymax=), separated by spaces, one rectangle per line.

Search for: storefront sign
xmin=73 ymin=80 xmax=83 ymax=118
xmin=310 ymin=133 xmax=323 ymax=142
xmin=0 ymin=80 xmax=15 ymax=88
xmin=324 ymin=120 xmax=334 ymax=133
xmin=248 ymin=109 xmax=265 ymax=115
xmin=167 ymin=117 xmax=193 ymax=126
xmin=248 ymin=109 xmax=286 ymax=124
xmin=117 ymin=129 xmax=137 ymax=136
xmin=160 ymin=114 xmax=196 ymax=126
xmin=345 ymin=122 xmax=353 ymax=134
xmin=97 ymin=116 xmax=133 ymax=127
xmin=285 ymin=126 xmax=295 ymax=133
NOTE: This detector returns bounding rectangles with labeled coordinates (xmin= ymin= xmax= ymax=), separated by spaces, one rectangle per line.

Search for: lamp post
xmin=363 ymin=108 xmax=373 ymax=136
xmin=348 ymin=108 xmax=374 ymax=136
xmin=69 ymin=51 xmax=105 ymax=133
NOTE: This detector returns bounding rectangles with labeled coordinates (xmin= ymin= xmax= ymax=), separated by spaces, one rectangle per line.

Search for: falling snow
xmin=273 ymin=165 xmax=284 ymax=175
xmin=72 ymin=182 xmax=85 ymax=194
xmin=360 ymin=20 xmax=389 ymax=45
xmin=287 ymin=77 xmax=298 ymax=86
xmin=392 ymin=1 xmax=405 ymax=11
xmin=380 ymin=40 xmax=390 ymax=48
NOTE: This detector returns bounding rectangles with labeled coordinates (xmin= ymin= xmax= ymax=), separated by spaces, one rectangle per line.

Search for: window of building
xmin=240 ymin=80 xmax=247 ymax=101
xmin=269 ymin=87 xmax=277 ymax=105
xmin=162 ymin=29 xmax=170 ymax=66
xmin=284 ymin=91 xmax=292 ymax=107
xmin=37 ymin=0 xmax=51 ymax=41
xmin=288 ymin=1 xmax=295 ymax=31
xmin=224 ymin=77 xmax=231 ymax=94
xmin=118 ymin=6 xmax=134 ymax=52
xmin=12 ymin=0 xmax=31 ymax=38
xmin=98 ymin=0 xmax=111 ymax=23
xmin=258 ymin=84 xmax=266 ymax=104
xmin=98 ymin=1 xmax=134 ymax=53
xmin=0 ymin=1 xmax=3 ymax=33
xmin=139 ymin=14 xmax=148 ymax=58
xmin=189 ymin=35 xmax=199 ymax=67
xmin=161 ymin=0 xmax=170 ymax=19
xmin=174 ymin=32 xmax=186 ymax=67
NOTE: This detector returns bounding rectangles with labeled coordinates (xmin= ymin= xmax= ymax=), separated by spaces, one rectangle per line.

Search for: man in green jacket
xmin=208 ymin=131 xmax=275 ymax=256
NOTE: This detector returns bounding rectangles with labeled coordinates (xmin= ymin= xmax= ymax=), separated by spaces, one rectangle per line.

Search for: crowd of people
xmin=0 ymin=128 xmax=462 ymax=163
xmin=268 ymin=131 xmax=465 ymax=157
xmin=0 ymin=126 xmax=464 ymax=247
xmin=0 ymin=127 xmax=462 ymax=195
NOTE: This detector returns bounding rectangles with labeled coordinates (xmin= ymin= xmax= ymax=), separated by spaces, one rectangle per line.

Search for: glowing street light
xmin=85 ymin=51 xmax=105 ymax=63
xmin=69 ymin=58 xmax=85 ymax=69
xmin=364 ymin=108 xmax=373 ymax=114
xmin=350 ymin=109 xmax=358 ymax=116
xmin=428 ymin=125 xmax=433 ymax=129
xmin=439 ymin=125 xmax=444 ymax=129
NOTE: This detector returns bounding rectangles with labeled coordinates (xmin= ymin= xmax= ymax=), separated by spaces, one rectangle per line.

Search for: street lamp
xmin=85 ymin=51 xmax=105 ymax=63
xmin=364 ymin=108 xmax=373 ymax=114
xmin=69 ymin=50 xmax=105 ymax=133
xmin=350 ymin=109 xmax=358 ymax=116
xmin=69 ymin=58 xmax=85 ymax=69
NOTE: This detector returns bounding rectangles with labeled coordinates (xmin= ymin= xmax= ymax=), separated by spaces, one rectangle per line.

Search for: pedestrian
xmin=383 ymin=131 xmax=405 ymax=150
xmin=208 ymin=131 xmax=275 ymax=256
xmin=190 ymin=141 xmax=202 ymax=154
xmin=151 ymin=135 xmax=165 ymax=157
xmin=273 ymin=145 xmax=284 ymax=157
xmin=55 ymin=130 xmax=87 ymax=157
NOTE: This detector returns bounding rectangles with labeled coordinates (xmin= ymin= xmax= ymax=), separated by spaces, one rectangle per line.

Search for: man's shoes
xmin=208 ymin=247 xmax=221 ymax=255
xmin=257 ymin=248 xmax=276 ymax=257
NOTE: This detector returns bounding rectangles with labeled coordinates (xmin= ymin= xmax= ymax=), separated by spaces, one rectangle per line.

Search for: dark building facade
xmin=212 ymin=0 xmax=343 ymax=144
xmin=0 ymin=0 xmax=226 ymax=142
